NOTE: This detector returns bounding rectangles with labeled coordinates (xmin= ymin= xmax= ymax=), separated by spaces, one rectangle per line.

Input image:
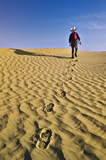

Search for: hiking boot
xmin=72 ymin=56 xmax=74 ymax=59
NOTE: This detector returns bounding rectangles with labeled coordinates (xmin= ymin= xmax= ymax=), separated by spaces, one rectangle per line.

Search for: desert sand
xmin=0 ymin=48 xmax=106 ymax=160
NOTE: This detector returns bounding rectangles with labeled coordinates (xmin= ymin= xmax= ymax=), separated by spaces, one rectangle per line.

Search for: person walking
xmin=69 ymin=27 xmax=81 ymax=58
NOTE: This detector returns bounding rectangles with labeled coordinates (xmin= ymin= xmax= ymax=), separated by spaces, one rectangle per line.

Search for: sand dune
xmin=0 ymin=48 xmax=106 ymax=160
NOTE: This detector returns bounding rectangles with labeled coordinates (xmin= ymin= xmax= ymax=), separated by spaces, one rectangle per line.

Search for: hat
xmin=70 ymin=27 xmax=77 ymax=31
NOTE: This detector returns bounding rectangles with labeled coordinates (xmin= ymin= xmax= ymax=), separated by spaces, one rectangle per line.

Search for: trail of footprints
xmin=29 ymin=60 xmax=76 ymax=150
xmin=30 ymin=82 xmax=67 ymax=149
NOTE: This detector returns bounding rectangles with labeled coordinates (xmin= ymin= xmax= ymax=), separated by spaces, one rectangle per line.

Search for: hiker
xmin=69 ymin=27 xmax=81 ymax=58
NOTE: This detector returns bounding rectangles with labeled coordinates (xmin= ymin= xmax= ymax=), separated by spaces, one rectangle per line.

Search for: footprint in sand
xmin=0 ymin=139 xmax=6 ymax=151
xmin=31 ymin=128 xmax=52 ymax=149
xmin=43 ymin=103 xmax=54 ymax=113
xmin=71 ymin=69 xmax=74 ymax=72
xmin=36 ymin=128 xmax=52 ymax=149
xmin=17 ymin=119 xmax=24 ymax=131
xmin=74 ymin=136 xmax=85 ymax=150
xmin=72 ymin=64 xmax=76 ymax=66
xmin=45 ymin=103 xmax=54 ymax=112
xmin=30 ymin=133 xmax=39 ymax=145
xmin=69 ymin=59 xmax=78 ymax=63
xmin=30 ymin=121 xmax=40 ymax=146
xmin=57 ymin=89 xmax=66 ymax=98
xmin=68 ymin=76 xmax=72 ymax=80
xmin=0 ymin=114 xmax=8 ymax=131
xmin=74 ymin=59 xmax=78 ymax=62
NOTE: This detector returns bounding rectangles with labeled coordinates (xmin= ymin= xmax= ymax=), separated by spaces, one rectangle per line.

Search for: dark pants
xmin=71 ymin=40 xmax=78 ymax=58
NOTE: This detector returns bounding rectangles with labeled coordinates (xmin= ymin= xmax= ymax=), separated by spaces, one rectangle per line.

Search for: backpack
xmin=71 ymin=32 xmax=77 ymax=40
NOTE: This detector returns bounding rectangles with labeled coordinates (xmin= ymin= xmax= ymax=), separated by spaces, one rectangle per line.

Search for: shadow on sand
xmin=13 ymin=49 xmax=72 ymax=59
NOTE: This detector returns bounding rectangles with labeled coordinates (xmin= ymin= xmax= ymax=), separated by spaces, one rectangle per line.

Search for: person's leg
xmin=75 ymin=40 xmax=78 ymax=57
xmin=71 ymin=40 xmax=75 ymax=58
xmin=75 ymin=48 xmax=77 ymax=57
xmin=72 ymin=46 xmax=74 ymax=58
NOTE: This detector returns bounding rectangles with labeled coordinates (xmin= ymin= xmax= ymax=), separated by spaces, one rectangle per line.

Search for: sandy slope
xmin=0 ymin=48 xmax=106 ymax=160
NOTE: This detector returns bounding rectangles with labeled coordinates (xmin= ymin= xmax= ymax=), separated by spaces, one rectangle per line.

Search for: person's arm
xmin=77 ymin=33 xmax=81 ymax=45
xmin=69 ymin=34 xmax=72 ymax=46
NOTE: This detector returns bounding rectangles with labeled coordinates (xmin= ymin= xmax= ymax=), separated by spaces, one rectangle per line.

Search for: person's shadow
xmin=13 ymin=49 xmax=72 ymax=59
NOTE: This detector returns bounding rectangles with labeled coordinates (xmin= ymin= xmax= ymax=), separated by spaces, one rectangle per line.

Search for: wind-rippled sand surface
xmin=0 ymin=48 xmax=106 ymax=160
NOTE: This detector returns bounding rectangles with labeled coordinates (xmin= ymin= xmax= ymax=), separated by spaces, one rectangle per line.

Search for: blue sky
xmin=0 ymin=0 xmax=106 ymax=51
